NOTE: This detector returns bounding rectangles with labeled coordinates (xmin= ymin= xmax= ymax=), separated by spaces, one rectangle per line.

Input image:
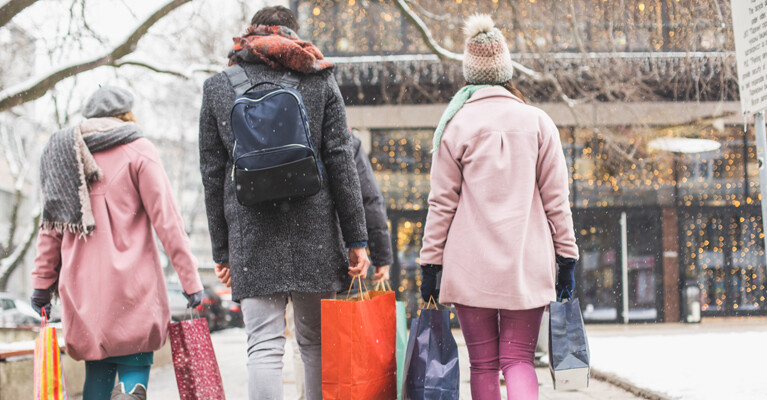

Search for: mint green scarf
xmin=431 ymin=85 xmax=491 ymax=153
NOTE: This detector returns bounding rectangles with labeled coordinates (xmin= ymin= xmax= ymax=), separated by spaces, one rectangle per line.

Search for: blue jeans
xmin=82 ymin=352 xmax=152 ymax=399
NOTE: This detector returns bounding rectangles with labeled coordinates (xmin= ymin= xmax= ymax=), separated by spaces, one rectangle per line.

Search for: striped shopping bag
xmin=34 ymin=310 xmax=67 ymax=400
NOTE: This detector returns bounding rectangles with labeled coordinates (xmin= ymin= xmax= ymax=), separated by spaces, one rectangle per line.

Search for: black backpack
xmin=225 ymin=64 xmax=322 ymax=206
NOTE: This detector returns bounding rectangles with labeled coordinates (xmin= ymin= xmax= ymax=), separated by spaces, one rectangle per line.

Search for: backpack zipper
xmin=233 ymin=89 xmax=302 ymax=107
xmin=235 ymin=144 xmax=310 ymax=164
xmin=231 ymin=139 xmax=237 ymax=181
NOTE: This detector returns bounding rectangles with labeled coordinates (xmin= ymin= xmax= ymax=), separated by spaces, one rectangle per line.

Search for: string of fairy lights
xmin=297 ymin=0 xmax=733 ymax=56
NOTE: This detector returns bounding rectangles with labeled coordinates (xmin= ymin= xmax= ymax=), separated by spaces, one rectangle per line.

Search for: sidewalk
xmin=143 ymin=328 xmax=639 ymax=399
xmin=586 ymin=317 xmax=767 ymax=400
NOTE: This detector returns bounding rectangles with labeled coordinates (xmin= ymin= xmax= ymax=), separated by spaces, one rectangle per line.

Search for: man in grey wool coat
xmin=197 ymin=6 xmax=375 ymax=400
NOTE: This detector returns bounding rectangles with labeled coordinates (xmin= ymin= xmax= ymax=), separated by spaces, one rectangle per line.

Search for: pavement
xmin=143 ymin=328 xmax=640 ymax=399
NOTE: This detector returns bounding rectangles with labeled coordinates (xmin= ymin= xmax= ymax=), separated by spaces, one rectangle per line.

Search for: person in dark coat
xmin=198 ymin=6 xmax=370 ymax=400
xmin=286 ymin=133 xmax=394 ymax=399
xmin=351 ymin=133 xmax=394 ymax=277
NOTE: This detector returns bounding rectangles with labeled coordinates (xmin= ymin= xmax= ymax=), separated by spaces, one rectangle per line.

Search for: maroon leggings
xmin=454 ymin=304 xmax=544 ymax=400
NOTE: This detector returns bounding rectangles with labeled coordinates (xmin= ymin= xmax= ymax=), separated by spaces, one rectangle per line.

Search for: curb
xmin=590 ymin=368 xmax=673 ymax=400
xmin=534 ymin=359 xmax=673 ymax=400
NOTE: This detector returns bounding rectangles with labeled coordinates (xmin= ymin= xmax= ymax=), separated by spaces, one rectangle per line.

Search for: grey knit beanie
xmin=82 ymin=86 xmax=134 ymax=118
xmin=462 ymin=14 xmax=514 ymax=85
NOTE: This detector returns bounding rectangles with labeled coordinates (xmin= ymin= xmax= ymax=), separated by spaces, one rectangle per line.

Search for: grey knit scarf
xmin=40 ymin=119 xmax=143 ymax=237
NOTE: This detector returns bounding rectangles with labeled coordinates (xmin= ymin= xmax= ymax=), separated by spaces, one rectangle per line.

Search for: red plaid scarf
xmin=228 ymin=25 xmax=333 ymax=73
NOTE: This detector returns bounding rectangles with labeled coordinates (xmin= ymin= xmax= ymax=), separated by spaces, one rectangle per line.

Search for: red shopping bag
xmin=34 ymin=310 xmax=67 ymax=400
xmin=322 ymin=276 xmax=397 ymax=399
xmin=168 ymin=318 xmax=226 ymax=399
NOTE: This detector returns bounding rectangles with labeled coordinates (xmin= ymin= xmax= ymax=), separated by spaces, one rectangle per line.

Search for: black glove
xmin=420 ymin=264 xmax=442 ymax=303
xmin=30 ymin=289 xmax=52 ymax=319
xmin=183 ymin=291 xmax=204 ymax=309
xmin=555 ymin=255 xmax=577 ymax=301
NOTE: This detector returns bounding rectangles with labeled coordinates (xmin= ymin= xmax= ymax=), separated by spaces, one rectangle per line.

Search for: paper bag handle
xmin=426 ymin=296 xmax=439 ymax=310
xmin=345 ymin=274 xmax=370 ymax=300
xmin=374 ymin=280 xmax=393 ymax=292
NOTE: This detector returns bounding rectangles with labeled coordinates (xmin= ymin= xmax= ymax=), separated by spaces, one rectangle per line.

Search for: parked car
xmin=166 ymin=284 xmax=226 ymax=332
xmin=215 ymin=287 xmax=243 ymax=329
xmin=0 ymin=293 xmax=41 ymax=328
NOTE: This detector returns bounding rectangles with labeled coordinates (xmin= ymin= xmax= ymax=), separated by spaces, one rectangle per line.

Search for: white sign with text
xmin=732 ymin=0 xmax=767 ymax=114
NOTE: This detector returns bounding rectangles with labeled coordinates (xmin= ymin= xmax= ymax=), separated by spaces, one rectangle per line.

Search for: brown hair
xmin=113 ymin=111 xmax=136 ymax=122
xmin=502 ymin=80 xmax=527 ymax=103
xmin=251 ymin=6 xmax=299 ymax=31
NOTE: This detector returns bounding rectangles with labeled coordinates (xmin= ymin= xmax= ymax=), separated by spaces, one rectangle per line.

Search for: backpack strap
xmin=278 ymin=71 xmax=301 ymax=88
xmin=223 ymin=64 xmax=251 ymax=96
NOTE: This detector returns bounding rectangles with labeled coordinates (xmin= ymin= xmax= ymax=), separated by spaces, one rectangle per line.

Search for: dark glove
xmin=420 ymin=264 xmax=442 ymax=303
xmin=183 ymin=291 xmax=204 ymax=309
xmin=555 ymin=255 xmax=577 ymax=301
xmin=30 ymin=289 xmax=52 ymax=319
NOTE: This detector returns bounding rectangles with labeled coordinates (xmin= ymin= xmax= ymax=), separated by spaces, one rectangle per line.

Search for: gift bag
xmin=548 ymin=298 xmax=590 ymax=390
xmin=322 ymin=276 xmax=397 ymax=399
xmin=168 ymin=317 xmax=226 ymax=399
xmin=34 ymin=311 xmax=67 ymax=400
xmin=375 ymin=281 xmax=408 ymax=400
xmin=402 ymin=298 xmax=460 ymax=400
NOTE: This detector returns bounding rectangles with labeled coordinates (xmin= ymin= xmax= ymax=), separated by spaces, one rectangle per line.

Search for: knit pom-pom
xmin=463 ymin=14 xmax=495 ymax=38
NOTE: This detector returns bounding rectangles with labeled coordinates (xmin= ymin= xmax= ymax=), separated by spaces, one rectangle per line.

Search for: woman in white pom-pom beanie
xmin=418 ymin=14 xmax=579 ymax=400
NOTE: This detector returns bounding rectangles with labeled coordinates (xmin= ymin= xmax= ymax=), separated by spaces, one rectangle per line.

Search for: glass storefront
xmin=366 ymin=122 xmax=766 ymax=321
xmin=576 ymin=210 xmax=663 ymax=322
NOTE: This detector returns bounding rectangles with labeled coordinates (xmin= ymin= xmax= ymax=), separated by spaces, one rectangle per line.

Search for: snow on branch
xmin=115 ymin=60 xmax=192 ymax=80
xmin=0 ymin=0 xmax=192 ymax=112
xmin=0 ymin=0 xmax=37 ymax=28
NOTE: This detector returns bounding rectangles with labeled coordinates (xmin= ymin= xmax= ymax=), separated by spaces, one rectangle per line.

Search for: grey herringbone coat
xmin=199 ymin=62 xmax=367 ymax=301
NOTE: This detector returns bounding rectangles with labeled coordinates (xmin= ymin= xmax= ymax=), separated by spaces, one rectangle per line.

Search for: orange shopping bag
xmin=322 ymin=276 xmax=397 ymax=400
xmin=34 ymin=310 xmax=67 ymax=400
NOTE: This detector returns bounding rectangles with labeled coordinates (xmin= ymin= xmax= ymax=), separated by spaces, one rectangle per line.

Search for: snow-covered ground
xmin=588 ymin=322 xmax=767 ymax=400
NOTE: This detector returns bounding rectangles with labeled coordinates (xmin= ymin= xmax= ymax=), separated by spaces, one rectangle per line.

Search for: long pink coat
xmin=420 ymin=87 xmax=579 ymax=311
xmin=32 ymin=128 xmax=203 ymax=361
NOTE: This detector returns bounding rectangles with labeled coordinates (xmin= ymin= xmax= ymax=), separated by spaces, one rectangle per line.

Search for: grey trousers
xmin=241 ymin=291 xmax=335 ymax=400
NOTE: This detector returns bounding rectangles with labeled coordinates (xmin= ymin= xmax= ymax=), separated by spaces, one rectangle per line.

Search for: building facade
xmin=293 ymin=0 xmax=764 ymax=323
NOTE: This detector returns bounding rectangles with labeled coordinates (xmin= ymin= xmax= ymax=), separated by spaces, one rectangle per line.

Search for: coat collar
xmin=465 ymin=86 xmax=523 ymax=104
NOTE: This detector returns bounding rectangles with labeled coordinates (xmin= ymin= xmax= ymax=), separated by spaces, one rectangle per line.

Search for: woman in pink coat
xmin=419 ymin=16 xmax=579 ymax=400
xmin=30 ymin=86 xmax=203 ymax=400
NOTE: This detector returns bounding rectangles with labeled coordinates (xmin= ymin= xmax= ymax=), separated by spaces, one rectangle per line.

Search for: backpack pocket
xmin=234 ymin=145 xmax=321 ymax=206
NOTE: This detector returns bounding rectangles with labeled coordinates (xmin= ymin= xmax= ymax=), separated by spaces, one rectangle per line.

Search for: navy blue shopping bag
xmin=548 ymin=298 xmax=590 ymax=390
xmin=401 ymin=299 xmax=460 ymax=400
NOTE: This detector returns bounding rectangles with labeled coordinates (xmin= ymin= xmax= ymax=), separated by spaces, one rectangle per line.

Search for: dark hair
xmin=251 ymin=6 xmax=299 ymax=32
xmin=502 ymin=80 xmax=527 ymax=103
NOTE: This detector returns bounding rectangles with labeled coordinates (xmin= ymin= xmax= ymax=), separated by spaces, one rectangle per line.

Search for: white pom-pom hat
xmin=462 ymin=14 xmax=514 ymax=85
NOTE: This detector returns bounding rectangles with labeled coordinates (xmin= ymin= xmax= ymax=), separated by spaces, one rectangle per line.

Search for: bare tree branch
xmin=393 ymin=0 xmax=462 ymax=62
xmin=0 ymin=210 xmax=40 ymax=291
xmin=0 ymin=0 xmax=37 ymax=28
xmin=393 ymin=0 xmax=547 ymax=80
xmin=115 ymin=60 xmax=191 ymax=79
xmin=0 ymin=0 xmax=192 ymax=112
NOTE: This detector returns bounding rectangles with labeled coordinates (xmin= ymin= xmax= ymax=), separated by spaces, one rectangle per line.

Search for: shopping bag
xmin=548 ymin=298 xmax=590 ymax=390
xmin=402 ymin=298 xmax=460 ymax=400
xmin=168 ymin=317 xmax=226 ymax=399
xmin=375 ymin=281 xmax=408 ymax=400
xmin=34 ymin=310 xmax=67 ymax=400
xmin=322 ymin=276 xmax=397 ymax=399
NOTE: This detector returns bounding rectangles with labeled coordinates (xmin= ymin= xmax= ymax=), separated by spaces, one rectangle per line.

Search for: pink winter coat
xmin=32 ymin=126 xmax=203 ymax=361
xmin=420 ymin=87 xmax=578 ymax=311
